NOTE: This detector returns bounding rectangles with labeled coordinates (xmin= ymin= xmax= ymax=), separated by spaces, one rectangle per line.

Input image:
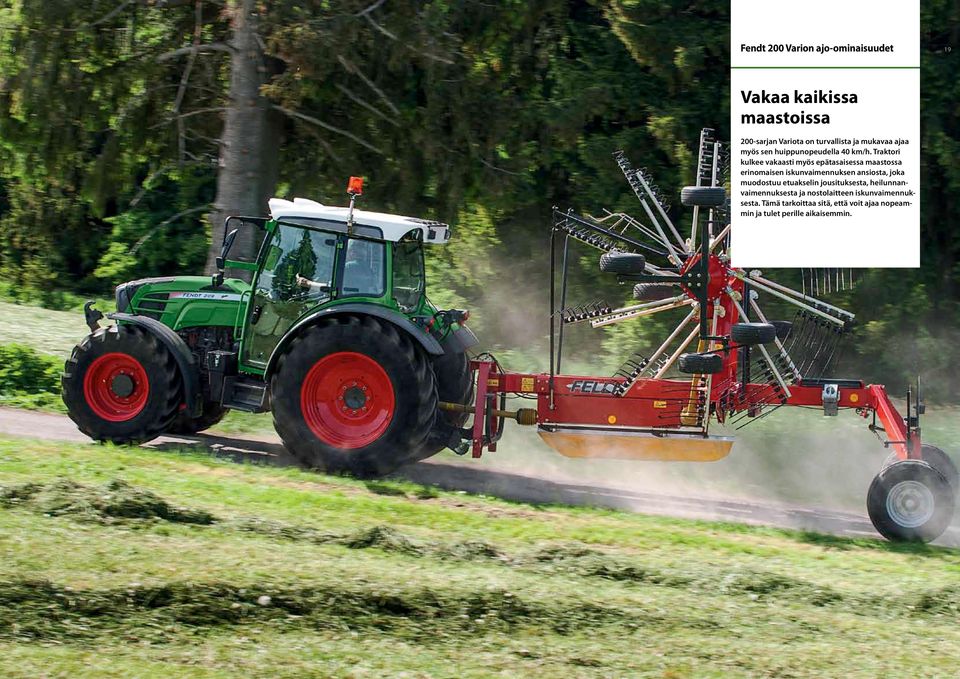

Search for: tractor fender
xmin=107 ymin=312 xmax=202 ymax=417
xmin=441 ymin=325 xmax=479 ymax=354
xmin=264 ymin=303 xmax=444 ymax=379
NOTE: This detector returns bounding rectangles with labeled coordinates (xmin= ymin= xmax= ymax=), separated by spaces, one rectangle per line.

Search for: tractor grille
xmin=133 ymin=293 xmax=170 ymax=320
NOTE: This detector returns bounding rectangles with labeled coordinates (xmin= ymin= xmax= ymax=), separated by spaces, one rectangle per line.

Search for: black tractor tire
xmin=62 ymin=324 xmax=183 ymax=445
xmin=599 ymin=251 xmax=646 ymax=275
xmin=167 ymin=402 xmax=228 ymax=436
xmin=633 ymin=282 xmax=679 ymax=302
xmin=882 ymin=445 xmax=959 ymax=492
xmin=270 ymin=316 xmax=438 ymax=478
xmin=731 ymin=322 xmax=777 ymax=346
xmin=424 ymin=351 xmax=475 ymax=454
xmin=678 ymin=352 xmax=724 ymax=375
xmin=867 ymin=459 xmax=955 ymax=543
xmin=680 ymin=186 xmax=726 ymax=208
xmin=770 ymin=320 xmax=793 ymax=341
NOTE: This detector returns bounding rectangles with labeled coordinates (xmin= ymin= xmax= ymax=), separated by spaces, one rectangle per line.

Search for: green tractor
xmin=63 ymin=179 xmax=477 ymax=477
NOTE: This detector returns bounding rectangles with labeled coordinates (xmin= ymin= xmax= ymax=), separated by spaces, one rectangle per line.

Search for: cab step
xmin=221 ymin=377 xmax=268 ymax=412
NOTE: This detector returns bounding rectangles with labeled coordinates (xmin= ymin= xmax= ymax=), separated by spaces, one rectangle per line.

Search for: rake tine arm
xmin=631 ymin=309 xmax=699 ymax=382
xmin=635 ymin=171 xmax=688 ymax=252
xmin=709 ymin=224 xmax=731 ymax=253
xmin=650 ymin=309 xmax=698 ymax=362
xmin=586 ymin=211 xmax=665 ymax=246
xmin=747 ymin=297 xmax=802 ymax=381
xmin=559 ymin=211 xmax=666 ymax=257
xmin=590 ymin=297 xmax=694 ymax=329
xmin=731 ymin=272 xmax=847 ymax=326
xmin=636 ymin=197 xmax=683 ymax=266
xmin=728 ymin=291 xmax=792 ymax=398
xmin=653 ymin=325 xmax=701 ymax=379
xmin=746 ymin=271 xmax=854 ymax=321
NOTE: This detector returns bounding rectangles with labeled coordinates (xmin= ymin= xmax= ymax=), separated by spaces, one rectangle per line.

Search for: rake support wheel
xmin=633 ymin=282 xmax=678 ymax=302
xmin=599 ymin=251 xmax=646 ymax=275
xmin=680 ymin=186 xmax=726 ymax=208
xmin=867 ymin=460 xmax=954 ymax=543
xmin=678 ymin=352 xmax=724 ymax=375
xmin=731 ymin=322 xmax=777 ymax=346
xmin=883 ymin=445 xmax=959 ymax=492
xmin=271 ymin=315 xmax=438 ymax=478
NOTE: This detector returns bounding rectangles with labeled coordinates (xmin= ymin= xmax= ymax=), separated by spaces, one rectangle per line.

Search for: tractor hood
xmin=268 ymin=198 xmax=450 ymax=244
xmin=116 ymin=276 xmax=250 ymax=314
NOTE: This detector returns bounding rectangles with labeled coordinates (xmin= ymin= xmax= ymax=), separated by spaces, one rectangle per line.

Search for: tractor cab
xmin=237 ymin=195 xmax=452 ymax=371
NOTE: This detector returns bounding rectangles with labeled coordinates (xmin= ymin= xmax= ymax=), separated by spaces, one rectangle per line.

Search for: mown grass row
xmin=2 ymin=476 xmax=960 ymax=633
xmin=2 ymin=437 xmax=960 ymax=677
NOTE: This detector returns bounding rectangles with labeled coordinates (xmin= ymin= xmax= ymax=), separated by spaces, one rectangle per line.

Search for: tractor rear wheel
xmin=270 ymin=316 xmax=438 ymax=477
xmin=867 ymin=459 xmax=955 ymax=542
xmin=424 ymin=351 xmax=474 ymax=453
xmin=167 ymin=402 xmax=227 ymax=436
xmin=62 ymin=325 xmax=182 ymax=444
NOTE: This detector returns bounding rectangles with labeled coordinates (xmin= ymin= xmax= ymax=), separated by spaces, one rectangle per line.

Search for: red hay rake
xmin=449 ymin=128 xmax=957 ymax=543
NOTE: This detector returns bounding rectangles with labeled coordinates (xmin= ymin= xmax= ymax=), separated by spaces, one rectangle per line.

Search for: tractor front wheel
xmin=62 ymin=325 xmax=183 ymax=444
xmin=867 ymin=460 xmax=955 ymax=543
xmin=271 ymin=316 xmax=438 ymax=477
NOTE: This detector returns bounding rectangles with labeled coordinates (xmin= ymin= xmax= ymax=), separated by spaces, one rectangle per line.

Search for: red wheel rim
xmin=300 ymin=352 xmax=396 ymax=449
xmin=83 ymin=352 xmax=150 ymax=422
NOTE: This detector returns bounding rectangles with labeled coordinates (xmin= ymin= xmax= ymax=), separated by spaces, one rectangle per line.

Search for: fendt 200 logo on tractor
xmin=168 ymin=292 xmax=243 ymax=302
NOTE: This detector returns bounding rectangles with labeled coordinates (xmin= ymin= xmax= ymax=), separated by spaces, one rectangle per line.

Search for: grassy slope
xmin=2 ymin=436 xmax=960 ymax=678
xmin=0 ymin=300 xmax=97 ymax=358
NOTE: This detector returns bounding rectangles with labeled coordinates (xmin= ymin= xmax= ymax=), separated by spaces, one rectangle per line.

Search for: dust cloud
xmin=433 ymin=400 xmax=902 ymax=528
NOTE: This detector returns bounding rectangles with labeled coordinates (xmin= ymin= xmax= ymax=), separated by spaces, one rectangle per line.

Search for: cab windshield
xmin=392 ymin=239 xmax=425 ymax=312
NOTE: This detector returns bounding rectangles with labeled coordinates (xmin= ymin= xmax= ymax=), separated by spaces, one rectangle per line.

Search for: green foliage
xmin=0 ymin=343 xmax=62 ymax=410
xmin=94 ymin=167 xmax=213 ymax=282
xmin=0 ymin=344 xmax=60 ymax=395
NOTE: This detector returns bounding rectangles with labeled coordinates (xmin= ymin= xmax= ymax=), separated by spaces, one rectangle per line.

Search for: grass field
xmin=0 ymin=300 xmax=102 ymax=358
xmin=1 ymin=435 xmax=960 ymax=678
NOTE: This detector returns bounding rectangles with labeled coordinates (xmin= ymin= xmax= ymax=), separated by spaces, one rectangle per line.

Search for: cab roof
xmin=268 ymin=198 xmax=450 ymax=244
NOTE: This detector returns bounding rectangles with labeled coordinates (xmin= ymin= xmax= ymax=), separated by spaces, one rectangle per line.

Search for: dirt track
xmin=2 ymin=407 xmax=958 ymax=546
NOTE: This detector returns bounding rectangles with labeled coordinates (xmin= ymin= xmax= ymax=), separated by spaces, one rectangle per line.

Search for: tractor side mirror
xmin=213 ymin=228 xmax=239 ymax=287
xmin=219 ymin=228 xmax=239 ymax=268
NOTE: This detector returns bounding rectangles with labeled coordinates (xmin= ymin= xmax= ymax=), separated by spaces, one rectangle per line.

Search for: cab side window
xmin=392 ymin=239 xmax=424 ymax=312
xmin=258 ymin=225 xmax=337 ymax=303
xmin=341 ymin=238 xmax=385 ymax=297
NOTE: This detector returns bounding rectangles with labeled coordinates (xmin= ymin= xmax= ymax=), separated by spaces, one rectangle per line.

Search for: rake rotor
xmin=550 ymin=127 xmax=859 ymax=429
